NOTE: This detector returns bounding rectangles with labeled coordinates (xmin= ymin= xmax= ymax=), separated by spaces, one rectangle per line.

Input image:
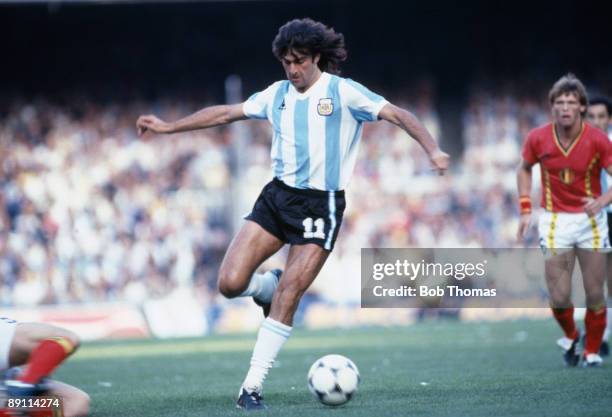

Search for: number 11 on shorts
xmin=303 ymin=217 xmax=326 ymax=239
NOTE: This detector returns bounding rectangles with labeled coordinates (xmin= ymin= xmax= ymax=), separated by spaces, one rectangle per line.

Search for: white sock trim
xmin=261 ymin=318 xmax=291 ymax=337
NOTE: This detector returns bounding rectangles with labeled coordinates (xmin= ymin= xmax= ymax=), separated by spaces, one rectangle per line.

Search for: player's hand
xmin=136 ymin=114 xmax=173 ymax=137
xmin=581 ymin=197 xmax=604 ymax=218
xmin=429 ymin=148 xmax=450 ymax=175
xmin=516 ymin=213 xmax=531 ymax=242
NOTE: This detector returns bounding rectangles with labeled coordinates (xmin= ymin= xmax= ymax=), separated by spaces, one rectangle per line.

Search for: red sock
xmin=19 ymin=337 xmax=75 ymax=384
xmin=584 ymin=308 xmax=607 ymax=355
xmin=552 ymin=307 xmax=578 ymax=340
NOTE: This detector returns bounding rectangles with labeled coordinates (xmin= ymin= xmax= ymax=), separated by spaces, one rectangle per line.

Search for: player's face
xmin=281 ymin=49 xmax=321 ymax=92
xmin=587 ymin=104 xmax=611 ymax=132
xmin=552 ymin=92 xmax=585 ymax=129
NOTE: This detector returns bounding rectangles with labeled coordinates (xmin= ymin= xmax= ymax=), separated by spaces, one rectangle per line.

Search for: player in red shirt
xmin=517 ymin=74 xmax=612 ymax=367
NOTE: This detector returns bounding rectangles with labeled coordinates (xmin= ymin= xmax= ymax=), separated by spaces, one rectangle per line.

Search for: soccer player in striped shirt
xmin=137 ymin=18 xmax=449 ymax=409
xmin=517 ymin=75 xmax=612 ymax=368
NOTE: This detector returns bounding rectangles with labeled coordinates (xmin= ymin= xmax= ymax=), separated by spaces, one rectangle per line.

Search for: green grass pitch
xmin=60 ymin=319 xmax=612 ymax=417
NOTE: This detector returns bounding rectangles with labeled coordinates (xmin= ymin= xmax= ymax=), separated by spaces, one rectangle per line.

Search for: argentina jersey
xmin=242 ymin=72 xmax=388 ymax=191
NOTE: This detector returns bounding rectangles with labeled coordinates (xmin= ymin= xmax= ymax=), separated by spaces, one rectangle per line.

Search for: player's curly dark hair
xmin=272 ymin=18 xmax=347 ymax=75
xmin=549 ymin=73 xmax=588 ymax=115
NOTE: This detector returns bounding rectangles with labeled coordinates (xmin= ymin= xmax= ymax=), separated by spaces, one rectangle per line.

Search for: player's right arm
xmin=136 ymin=103 xmax=247 ymax=136
xmin=517 ymin=130 xmax=538 ymax=242
xmin=516 ymin=158 xmax=535 ymax=242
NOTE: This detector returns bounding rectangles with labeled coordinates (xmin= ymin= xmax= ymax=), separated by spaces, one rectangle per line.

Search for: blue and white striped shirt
xmin=243 ymin=72 xmax=388 ymax=191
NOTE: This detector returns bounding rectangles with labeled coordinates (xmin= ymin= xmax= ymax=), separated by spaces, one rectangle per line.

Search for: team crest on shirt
xmin=559 ymin=168 xmax=575 ymax=185
xmin=317 ymin=98 xmax=333 ymax=116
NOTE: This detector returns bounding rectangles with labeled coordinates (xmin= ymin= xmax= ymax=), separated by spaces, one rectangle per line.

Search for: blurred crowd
xmin=0 ymin=85 xmax=550 ymax=307
xmin=0 ymin=98 xmax=233 ymax=306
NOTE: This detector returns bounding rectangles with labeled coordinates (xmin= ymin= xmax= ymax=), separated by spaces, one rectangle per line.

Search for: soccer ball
xmin=307 ymin=354 xmax=360 ymax=406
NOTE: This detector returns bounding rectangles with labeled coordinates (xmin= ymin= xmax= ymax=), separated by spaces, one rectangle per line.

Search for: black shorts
xmin=245 ymin=178 xmax=346 ymax=251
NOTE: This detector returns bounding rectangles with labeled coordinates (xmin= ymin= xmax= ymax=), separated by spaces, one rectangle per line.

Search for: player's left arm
xmin=583 ymin=134 xmax=612 ymax=216
xmin=378 ymin=103 xmax=449 ymax=175
xmin=583 ymin=164 xmax=612 ymax=216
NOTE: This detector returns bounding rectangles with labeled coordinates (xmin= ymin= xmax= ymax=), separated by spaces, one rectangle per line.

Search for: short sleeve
xmin=598 ymin=132 xmax=612 ymax=168
xmin=242 ymin=82 xmax=279 ymax=120
xmin=340 ymin=79 xmax=389 ymax=122
xmin=521 ymin=131 xmax=538 ymax=165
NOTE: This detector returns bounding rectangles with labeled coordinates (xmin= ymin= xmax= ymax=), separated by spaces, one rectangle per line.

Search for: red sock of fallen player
xmin=552 ymin=307 xmax=578 ymax=340
xmin=19 ymin=337 xmax=76 ymax=384
xmin=584 ymin=308 xmax=606 ymax=355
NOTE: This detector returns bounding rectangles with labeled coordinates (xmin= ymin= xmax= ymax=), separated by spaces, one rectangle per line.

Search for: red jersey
xmin=522 ymin=122 xmax=612 ymax=213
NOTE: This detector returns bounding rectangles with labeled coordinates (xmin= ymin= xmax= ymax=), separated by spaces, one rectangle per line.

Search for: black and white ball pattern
xmin=307 ymin=354 xmax=360 ymax=406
